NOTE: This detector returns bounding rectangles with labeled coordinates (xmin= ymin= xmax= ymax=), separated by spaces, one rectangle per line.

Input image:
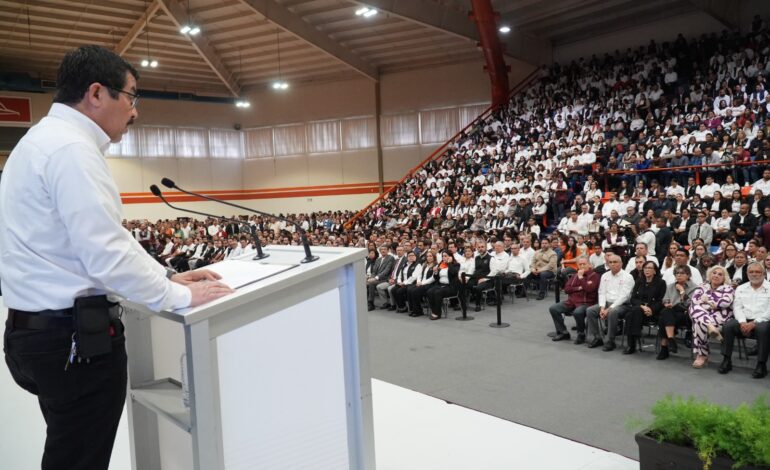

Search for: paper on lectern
xmin=198 ymin=260 xmax=297 ymax=290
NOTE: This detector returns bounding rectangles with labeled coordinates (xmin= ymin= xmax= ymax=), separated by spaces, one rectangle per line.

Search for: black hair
xmin=54 ymin=45 xmax=139 ymax=105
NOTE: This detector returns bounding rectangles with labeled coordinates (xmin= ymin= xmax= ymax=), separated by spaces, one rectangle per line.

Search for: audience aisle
xmin=366 ymin=299 xmax=770 ymax=460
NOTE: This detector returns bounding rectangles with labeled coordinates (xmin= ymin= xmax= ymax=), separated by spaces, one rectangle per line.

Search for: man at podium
xmin=0 ymin=45 xmax=232 ymax=470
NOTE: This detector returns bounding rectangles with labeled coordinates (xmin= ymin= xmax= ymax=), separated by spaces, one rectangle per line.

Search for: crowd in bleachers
xmin=131 ymin=20 xmax=770 ymax=377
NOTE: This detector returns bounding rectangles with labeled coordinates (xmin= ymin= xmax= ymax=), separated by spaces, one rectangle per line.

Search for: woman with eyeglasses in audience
xmin=657 ymin=265 xmax=699 ymax=360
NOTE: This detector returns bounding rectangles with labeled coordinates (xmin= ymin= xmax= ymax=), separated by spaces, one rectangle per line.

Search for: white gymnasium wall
xmin=552 ymin=11 xmax=726 ymax=63
xmin=0 ymin=59 xmax=537 ymax=216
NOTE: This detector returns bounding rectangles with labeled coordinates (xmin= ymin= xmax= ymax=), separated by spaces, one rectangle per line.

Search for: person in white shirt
xmin=474 ymin=241 xmax=510 ymax=304
xmin=752 ymin=169 xmax=770 ymax=196
xmin=562 ymin=211 xmax=589 ymax=237
xmin=519 ymin=237 xmax=536 ymax=266
xmin=718 ymin=262 xmax=770 ymax=378
xmin=633 ymin=217 xmax=657 ymax=257
xmin=589 ymin=245 xmax=606 ymax=271
xmin=0 ymin=45 xmax=232 ymax=470
xmin=224 ymin=238 xmax=243 ymax=260
xmin=661 ymin=248 xmax=704 ymax=285
xmin=712 ymin=208 xmax=733 ymax=240
xmin=392 ymin=251 xmax=422 ymax=313
xmin=586 ymin=254 xmax=635 ymax=350
xmin=698 ymin=176 xmax=721 ymax=200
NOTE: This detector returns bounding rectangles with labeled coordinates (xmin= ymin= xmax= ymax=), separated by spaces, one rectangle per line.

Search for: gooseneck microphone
xmin=159 ymin=178 xmax=319 ymax=264
xmin=149 ymin=185 xmax=269 ymax=261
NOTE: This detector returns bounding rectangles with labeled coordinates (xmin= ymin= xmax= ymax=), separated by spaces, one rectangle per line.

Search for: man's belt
xmin=8 ymin=308 xmax=74 ymax=330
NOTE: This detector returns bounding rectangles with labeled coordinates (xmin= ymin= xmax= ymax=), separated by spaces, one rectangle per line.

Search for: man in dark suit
xmin=654 ymin=216 xmax=673 ymax=265
xmin=731 ymin=203 xmax=758 ymax=244
xmin=465 ymin=240 xmax=492 ymax=312
xmin=366 ymin=246 xmax=395 ymax=310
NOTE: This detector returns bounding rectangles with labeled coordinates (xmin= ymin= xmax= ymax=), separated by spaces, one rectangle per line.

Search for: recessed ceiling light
xmin=356 ymin=6 xmax=377 ymax=17
xmin=235 ymin=100 xmax=250 ymax=108
xmin=189 ymin=26 xmax=200 ymax=35
xmin=141 ymin=59 xmax=149 ymax=67
xmin=150 ymin=60 xmax=158 ymax=68
xmin=180 ymin=25 xmax=191 ymax=34
xmin=499 ymin=25 xmax=511 ymax=33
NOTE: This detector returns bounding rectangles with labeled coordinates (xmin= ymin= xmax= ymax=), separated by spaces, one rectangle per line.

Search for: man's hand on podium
xmin=172 ymin=270 xmax=235 ymax=307
xmin=171 ymin=269 xmax=222 ymax=285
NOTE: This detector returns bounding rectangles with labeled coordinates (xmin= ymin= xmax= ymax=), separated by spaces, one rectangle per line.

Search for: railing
xmin=344 ymin=66 xmax=543 ymax=229
xmin=603 ymin=159 xmax=770 ymax=192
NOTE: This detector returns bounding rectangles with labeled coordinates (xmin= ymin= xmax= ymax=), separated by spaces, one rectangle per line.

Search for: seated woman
xmin=391 ymin=251 xmax=422 ymax=313
xmin=657 ymin=265 xmax=699 ymax=360
xmin=426 ymin=252 xmax=461 ymax=320
xmin=407 ymin=251 xmax=437 ymax=317
xmin=688 ymin=265 xmax=735 ymax=368
xmin=560 ymin=236 xmax=581 ymax=279
xmin=623 ymin=261 xmax=667 ymax=354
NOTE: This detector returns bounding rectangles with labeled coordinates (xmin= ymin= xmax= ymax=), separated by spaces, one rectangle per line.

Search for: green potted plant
xmin=632 ymin=395 xmax=770 ymax=470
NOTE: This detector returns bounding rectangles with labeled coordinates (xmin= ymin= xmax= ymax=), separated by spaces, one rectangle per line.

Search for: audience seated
xmin=122 ymin=24 xmax=770 ymax=379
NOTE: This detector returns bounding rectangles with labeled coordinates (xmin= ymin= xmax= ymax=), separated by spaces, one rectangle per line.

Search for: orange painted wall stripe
xmin=120 ymin=181 xmax=397 ymax=197
xmin=122 ymin=182 xmax=397 ymax=204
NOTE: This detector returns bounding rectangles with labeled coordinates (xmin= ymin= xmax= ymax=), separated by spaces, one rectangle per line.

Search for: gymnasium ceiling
xmin=0 ymin=0 xmax=735 ymax=97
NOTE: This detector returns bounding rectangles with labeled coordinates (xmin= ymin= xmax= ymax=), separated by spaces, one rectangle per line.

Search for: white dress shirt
xmin=506 ymin=254 xmax=530 ymax=278
xmin=597 ymin=269 xmax=635 ymax=308
xmin=488 ymin=251 xmax=511 ymax=277
xmin=752 ymin=178 xmax=770 ymax=195
xmin=733 ymin=280 xmax=770 ymax=323
xmin=0 ymin=104 xmax=190 ymax=311
xmin=458 ymin=257 xmax=476 ymax=279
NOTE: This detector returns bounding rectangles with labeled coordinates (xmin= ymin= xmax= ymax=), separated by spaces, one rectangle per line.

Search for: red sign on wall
xmin=0 ymin=96 xmax=32 ymax=125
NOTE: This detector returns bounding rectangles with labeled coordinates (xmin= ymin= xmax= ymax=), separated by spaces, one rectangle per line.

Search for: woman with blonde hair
xmin=688 ymin=265 xmax=735 ymax=368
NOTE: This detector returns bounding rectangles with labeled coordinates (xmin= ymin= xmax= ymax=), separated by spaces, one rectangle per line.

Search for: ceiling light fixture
xmin=272 ymin=29 xmax=289 ymax=91
xmin=141 ymin=0 xmax=158 ymax=68
xmin=499 ymin=25 xmax=511 ymax=33
xmin=180 ymin=0 xmax=201 ymax=35
xmin=235 ymin=100 xmax=250 ymax=108
xmin=355 ymin=7 xmax=377 ymax=17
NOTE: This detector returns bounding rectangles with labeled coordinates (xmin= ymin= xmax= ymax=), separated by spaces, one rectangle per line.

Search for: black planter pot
xmin=636 ymin=431 xmax=769 ymax=470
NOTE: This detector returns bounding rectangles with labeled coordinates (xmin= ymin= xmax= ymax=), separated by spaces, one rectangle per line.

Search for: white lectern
xmin=122 ymin=246 xmax=375 ymax=470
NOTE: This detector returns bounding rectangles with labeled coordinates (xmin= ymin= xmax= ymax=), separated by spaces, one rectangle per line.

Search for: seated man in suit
xmin=731 ymin=203 xmax=758 ymax=244
xmin=366 ymin=245 xmax=395 ymax=311
xmin=465 ymin=240 xmax=492 ymax=311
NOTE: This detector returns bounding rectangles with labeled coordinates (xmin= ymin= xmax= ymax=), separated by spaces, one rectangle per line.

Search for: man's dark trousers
xmin=4 ymin=319 xmax=127 ymax=470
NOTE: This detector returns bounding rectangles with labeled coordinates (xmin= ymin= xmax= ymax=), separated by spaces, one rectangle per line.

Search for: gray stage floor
xmin=365 ymin=295 xmax=769 ymax=460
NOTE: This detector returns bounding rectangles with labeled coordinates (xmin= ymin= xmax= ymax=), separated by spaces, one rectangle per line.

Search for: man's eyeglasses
xmin=106 ymin=86 xmax=140 ymax=108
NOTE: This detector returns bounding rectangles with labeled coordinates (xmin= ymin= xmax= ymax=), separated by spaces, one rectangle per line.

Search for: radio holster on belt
xmin=73 ymin=295 xmax=116 ymax=359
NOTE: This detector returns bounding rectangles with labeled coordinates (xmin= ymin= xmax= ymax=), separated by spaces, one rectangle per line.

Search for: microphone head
xmin=161 ymin=177 xmax=175 ymax=189
xmin=149 ymin=184 xmax=162 ymax=197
